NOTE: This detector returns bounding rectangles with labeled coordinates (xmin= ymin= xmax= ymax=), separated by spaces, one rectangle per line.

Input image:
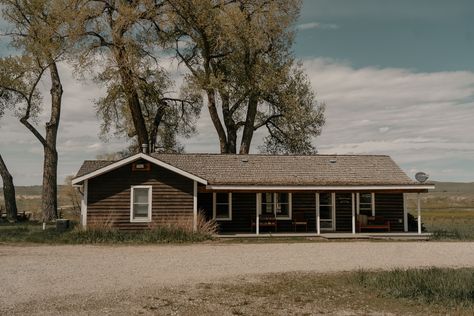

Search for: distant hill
xmin=432 ymin=181 xmax=474 ymax=193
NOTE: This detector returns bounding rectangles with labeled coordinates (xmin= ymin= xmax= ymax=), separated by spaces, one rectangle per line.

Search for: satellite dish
xmin=415 ymin=172 xmax=429 ymax=183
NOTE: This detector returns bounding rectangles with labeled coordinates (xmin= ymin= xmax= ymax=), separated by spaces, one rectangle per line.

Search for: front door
xmin=319 ymin=192 xmax=335 ymax=231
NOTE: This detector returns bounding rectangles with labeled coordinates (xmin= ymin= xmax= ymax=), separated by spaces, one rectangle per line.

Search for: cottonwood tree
xmin=68 ymin=0 xmax=201 ymax=153
xmin=0 ymin=83 xmax=18 ymax=221
xmin=0 ymin=0 xmax=69 ymax=221
xmin=168 ymin=0 xmax=325 ymax=154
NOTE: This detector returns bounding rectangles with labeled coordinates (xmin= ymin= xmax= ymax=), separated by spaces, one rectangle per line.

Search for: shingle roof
xmin=75 ymin=153 xmax=417 ymax=186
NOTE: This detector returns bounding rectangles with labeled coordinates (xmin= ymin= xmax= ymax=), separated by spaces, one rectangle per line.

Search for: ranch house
xmin=71 ymin=152 xmax=434 ymax=235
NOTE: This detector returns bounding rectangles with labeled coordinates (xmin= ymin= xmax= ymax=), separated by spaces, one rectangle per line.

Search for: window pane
xmin=133 ymin=188 xmax=149 ymax=204
xmin=360 ymin=193 xmax=372 ymax=204
xmin=319 ymin=193 xmax=332 ymax=205
xmin=276 ymin=203 xmax=289 ymax=217
xmin=215 ymin=204 xmax=229 ymax=219
xmin=215 ymin=193 xmax=229 ymax=204
xmin=262 ymin=193 xmax=273 ymax=204
xmin=320 ymin=221 xmax=332 ymax=229
xmin=277 ymin=193 xmax=288 ymax=204
xmin=320 ymin=205 xmax=332 ymax=218
xmin=262 ymin=203 xmax=274 ymax=215
xmin=133 ymin=204 xmax=149 ymax=218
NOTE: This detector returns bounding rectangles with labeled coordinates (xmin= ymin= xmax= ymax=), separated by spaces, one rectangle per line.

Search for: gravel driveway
xmin=1 ymin=242 xmax=473 ymax=310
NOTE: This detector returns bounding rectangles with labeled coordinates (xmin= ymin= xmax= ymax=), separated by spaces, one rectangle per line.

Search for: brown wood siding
xmin=336 ymin=193 xmax=353 ymax=232
xmin=375 ymin=193 xmax=404 ymax=232
xmin=87 ymin=159 xmax=193 ymax=230
xmin=198 ymin=193 xmax=256 ymax=233
xmin=198 ymin=192 xmax=318 ymax=233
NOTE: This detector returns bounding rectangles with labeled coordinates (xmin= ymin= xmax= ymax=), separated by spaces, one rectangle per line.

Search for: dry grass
xmin=10 ymin=269 xmax=473 ymax=315
xmin=420 ymin=210 xmax=474 ymax=240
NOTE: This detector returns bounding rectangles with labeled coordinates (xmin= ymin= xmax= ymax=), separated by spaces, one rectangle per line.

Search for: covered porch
xmin=197 ymin=186 xmax=432 ymax=236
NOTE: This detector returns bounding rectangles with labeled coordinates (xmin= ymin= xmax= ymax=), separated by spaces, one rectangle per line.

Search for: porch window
xmin=260 ymin=193 xmax=292 ymax=219
xmin=213 ymin=192 xmax=232 ymax=220
xmin=130 ymin=186 xmax=152 ymax=222
xmin=358 ymin=193 xmax=375 ymax=216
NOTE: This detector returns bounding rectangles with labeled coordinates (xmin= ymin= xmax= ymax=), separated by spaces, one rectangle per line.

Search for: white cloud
xmin=296 ymin=22 xmax=340 ymax=31
xmin=1 ymin=58 xmax=474 ymax=185
xmin=303 ymin=58 xmax=474 ymax=181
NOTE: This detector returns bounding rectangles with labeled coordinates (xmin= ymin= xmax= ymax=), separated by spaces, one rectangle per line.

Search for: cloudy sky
xmin=1 ymin=0 xmax=474 ymax=185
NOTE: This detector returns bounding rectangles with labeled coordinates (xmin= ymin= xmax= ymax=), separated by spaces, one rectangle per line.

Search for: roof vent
xmin=241 ymin=158 xmax=249 ymax=163
xmin=329 ymin=158 xmax=337 ymax=164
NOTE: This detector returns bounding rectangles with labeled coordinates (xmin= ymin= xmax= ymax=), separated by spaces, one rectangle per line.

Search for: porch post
xmin=193 ymin=181 xmax=197 ymax=232
xmin=81 ymin=180 xmax=88 ymax=228
xmin=417 ymin=193 xmax=421 ymax=235
xmin=403 ymin=193 xmax=408 ymax=232
xmin=352 ymin=193 xmax=356 ymax=234
xmin=316 ymin=193 xmax=320 ymax=235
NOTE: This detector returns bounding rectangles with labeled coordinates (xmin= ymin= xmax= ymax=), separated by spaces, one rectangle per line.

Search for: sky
xmin=1 ymin=0 xmax=474 ymax=185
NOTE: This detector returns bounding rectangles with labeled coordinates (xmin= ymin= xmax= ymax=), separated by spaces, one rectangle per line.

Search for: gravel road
xmin=1 ymin=242 xmax=473 ymax=310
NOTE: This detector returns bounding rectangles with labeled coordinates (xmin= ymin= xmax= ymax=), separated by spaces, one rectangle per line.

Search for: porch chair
xmin=291 ymin=213 xmax=308 ymax=232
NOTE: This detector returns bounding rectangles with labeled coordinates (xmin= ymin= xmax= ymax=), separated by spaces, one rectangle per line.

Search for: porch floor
xmin=215 ymin=232 xmax=432 ymax=240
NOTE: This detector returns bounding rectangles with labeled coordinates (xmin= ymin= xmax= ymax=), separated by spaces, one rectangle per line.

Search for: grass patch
xmin=420 ymin=210 xmax=474 ymax=240
xmin=0 ymin=222 xmax=213 ymax=244
xmin=355 ymin=267 xmax=474 ymax=307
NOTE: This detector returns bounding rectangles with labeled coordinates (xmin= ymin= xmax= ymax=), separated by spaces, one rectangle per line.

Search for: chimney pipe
xmin=141 ymin=143 xmax=148 ymax=154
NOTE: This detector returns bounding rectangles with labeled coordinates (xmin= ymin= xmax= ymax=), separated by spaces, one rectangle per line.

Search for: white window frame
xmin=213 ymin=192 xmax=232 ymax=221
xmin=130 ymin=185 xmax=152 ymax=223
xmin=258 ymin=192 xmax=292 ymax=220
xmin=356 ymin=192 xmax=375 ymax=216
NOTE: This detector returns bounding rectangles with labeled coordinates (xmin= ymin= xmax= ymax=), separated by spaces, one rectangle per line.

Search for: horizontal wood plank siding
xmin=87 ymin=159 xmax=193 ymax=230
xmin=375 ymin=193 xmax=404 ymax=232
xmin=336 ymin=193 xmax=353 ymax=232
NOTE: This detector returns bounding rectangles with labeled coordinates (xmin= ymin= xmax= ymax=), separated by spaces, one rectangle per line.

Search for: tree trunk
xmin=206 ymin=89 xmax=229 ymax=153
xmin=41 ymin=62 xmax=62 ymax=221
xmin=239 ymin=94 xmax=258 ymax=154
xmin=115 ymin=48 xmax=150 ymax=152
xmin=0 ymin=154 xmax=17 ymax=221
xmin=221 ymin=92 xmax=237 ymax=153
xmin=150 ymin=104 xmax=166 ymax=152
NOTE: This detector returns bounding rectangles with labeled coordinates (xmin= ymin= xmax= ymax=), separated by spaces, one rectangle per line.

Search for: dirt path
xmin=1 ymin=242 xmax=473 ymax=311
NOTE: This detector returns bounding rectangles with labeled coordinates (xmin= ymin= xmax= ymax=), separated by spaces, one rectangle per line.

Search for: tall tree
xmin=168 ymin=0 xmax=325 ymax=154
xmin=68 ymin=0 xmax=200 ymax=153
xmin=0 ymin=0 xmax=68 ymax=221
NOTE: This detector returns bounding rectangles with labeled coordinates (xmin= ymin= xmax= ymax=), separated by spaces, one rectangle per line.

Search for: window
xmin=260 ymin=193 xmax=292 ymax=219
xmin=358 ymin=193 xmax=374 ymax=216
xmin=213 ymin=193 xmax=232 ymax=220
xmin=130 ymin=186 xmax=152 ymax=222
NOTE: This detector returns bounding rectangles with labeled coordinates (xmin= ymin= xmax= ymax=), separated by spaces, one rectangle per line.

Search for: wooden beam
xmin=352 ymin=193 xmax=356 ymax=234
xmin=81 ymin=180 xmax=88 ymax=228
xmin=417 ymin=193 xmax=421 ymax=235
xmin=316 ymin=193 xmax=320 ymax=235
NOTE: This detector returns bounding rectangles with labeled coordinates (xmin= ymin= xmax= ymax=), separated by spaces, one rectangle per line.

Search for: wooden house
xmin=72 ymin=153 xmax=434 ymax=235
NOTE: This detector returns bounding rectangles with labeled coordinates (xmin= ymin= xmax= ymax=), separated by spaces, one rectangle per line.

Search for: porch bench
xmin=357 ymin=215 xmax=391 ymax=232
xmin=251 ymin=215 xmax=277 ymax=232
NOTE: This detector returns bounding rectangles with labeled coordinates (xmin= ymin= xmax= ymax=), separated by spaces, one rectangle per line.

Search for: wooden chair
xmin=292 ymin=213 xmax=308 ymax=232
